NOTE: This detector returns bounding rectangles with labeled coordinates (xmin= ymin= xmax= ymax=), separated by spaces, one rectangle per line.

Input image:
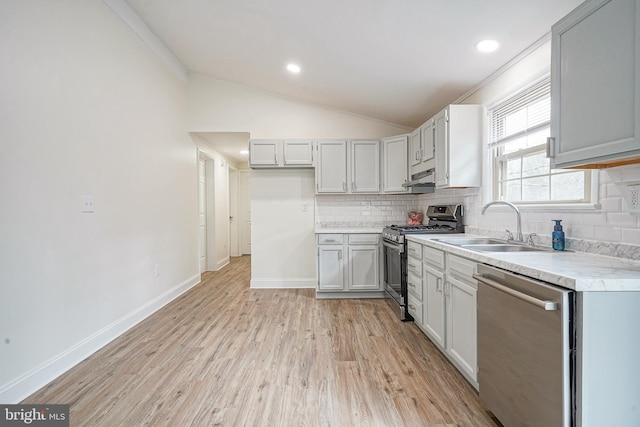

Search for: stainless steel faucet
xmin=481 ymin=201 xmax=523 ymax=242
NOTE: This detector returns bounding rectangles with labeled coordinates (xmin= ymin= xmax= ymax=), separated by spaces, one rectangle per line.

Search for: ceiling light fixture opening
xmin=240 ymin=150 xmax=249 ymax=155
xmin=286 ymin=63 xmax=301 ymax=73
xmin=476 ymin=39 xmax=500 ymax=53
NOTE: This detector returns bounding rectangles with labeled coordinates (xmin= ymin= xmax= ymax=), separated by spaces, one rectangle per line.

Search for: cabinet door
xmin=420 ymin=119 xmax=435 ymax=170
xmin=348 ymin=245 xmax=380 ymax=290
xmin=382 ymin=135 xmax=409 ymax=193
xmin=250 ymin=140 xmax=280 ymax=166
xmin=423 ymin=264 xmax=445 ymax=348
xmin=283 ymin=140 xmax=313 ymax=166
xmin=351 ymin=140 xmax=380 ymax=193
xmin=316 ymin=141 xmax=347 ymax=193
xmin=409 ymin=127 xmax=422 ymax=168
xmin=551 ymin=0 xmax=640 ymax=168
xmin=318 ymin=245 xmax=345 ymax=290
xmin=434 ymin=109 xmax=449 ymax=187
xmin=446 ymin=275 xmax=478 ymax=383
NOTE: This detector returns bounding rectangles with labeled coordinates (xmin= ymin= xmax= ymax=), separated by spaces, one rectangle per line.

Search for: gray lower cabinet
xmin=416 ymin=242 xmax=479 ymax=389
xmin=317 ymin=233 xmax=383 ymax=298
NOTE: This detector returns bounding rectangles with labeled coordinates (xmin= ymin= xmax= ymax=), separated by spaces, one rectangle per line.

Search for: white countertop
xmin=315 ymin=227 xmax=383 ymax=234
xmin=407 ymin=234 xmax=640 ymax=292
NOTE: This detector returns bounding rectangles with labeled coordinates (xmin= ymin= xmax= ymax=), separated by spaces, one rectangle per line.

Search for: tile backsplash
xmin=315 ymin=194 xmax=423 ymax=227
xmin=314 ymin=164 xmax=640 ymax=260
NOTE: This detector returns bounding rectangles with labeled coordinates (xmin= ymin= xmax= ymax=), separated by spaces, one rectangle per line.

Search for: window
xmin=490 ymin=78 xmax=590 ymax=204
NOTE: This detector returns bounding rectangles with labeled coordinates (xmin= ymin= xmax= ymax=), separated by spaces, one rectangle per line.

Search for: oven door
xmin=382 ymin=240 xmax=411 ymax=320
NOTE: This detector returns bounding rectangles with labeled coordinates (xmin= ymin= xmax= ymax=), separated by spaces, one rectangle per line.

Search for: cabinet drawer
xmin=407 ymin=257 xmax=422 ymax=278
xmin=407 ymin=241 xmax=423 ymax=260
xmin=448 ymin=254 xmax=476 ymax=282
xmin=407 ymin=272 xmax=422 ymax=300
xmin=423 ymin=246 xmax=445 ymax=269
xmin=348 ymin=234 xmax=379 ymax=245
xmin=407 ymin=294 xmax=423 ymax=325
xmin=318 ymin=234 xmax=344 ymax=245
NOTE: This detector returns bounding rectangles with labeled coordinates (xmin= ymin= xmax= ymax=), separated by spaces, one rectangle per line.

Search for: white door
xmin=239 ymin=170 xmax=251 ymax=255
xmin=198 ymin=158 xmax=207 ymax=272
xmin=229 ymin=167 xmax=240 ymax=257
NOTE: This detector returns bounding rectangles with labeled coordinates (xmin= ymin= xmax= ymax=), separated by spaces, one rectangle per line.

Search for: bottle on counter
xmin=552 ymin=220 xmax=565 ymax=251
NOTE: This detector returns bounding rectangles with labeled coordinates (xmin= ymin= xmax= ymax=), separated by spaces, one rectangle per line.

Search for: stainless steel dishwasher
xmin=473 ymin=264 xmax=575 ymax=427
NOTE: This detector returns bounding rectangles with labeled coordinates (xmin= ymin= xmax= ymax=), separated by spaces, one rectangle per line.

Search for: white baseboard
xmin=216 ymin=257 xmax=230 ymax=271
xmin=250 ymin=278 xmax=316 ymax=289
xmin=0 ymin=273 xmax=201 ymax=404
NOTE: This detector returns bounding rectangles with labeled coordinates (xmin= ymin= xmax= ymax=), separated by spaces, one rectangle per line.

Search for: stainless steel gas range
xmin=382 ymin=205 xmax=465 ymax=321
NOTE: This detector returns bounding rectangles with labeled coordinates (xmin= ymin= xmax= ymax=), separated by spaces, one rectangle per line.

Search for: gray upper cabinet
xmin=550 ymin=0 xmax=640 ymax=169
xmin=249 ymin=139 xmax=313 ymax=168
xmin=382 ymin=134 xmax=410 ymax=193
xmin=350 ymin=140 xmax=380 ymax=193
xmin=316 ymin=140 xmax=348 ymax=193
xmin=315 ymin=140 xmax=380 ymax=194
xmin=410 ymin=119 xmax=436 ymax=177
xmin=434 ymin=105 xmax=484 ymax=188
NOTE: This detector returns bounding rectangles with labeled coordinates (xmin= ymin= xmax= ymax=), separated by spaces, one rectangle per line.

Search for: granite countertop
xmin=407 ymin=234 xmax=640 ymax=292
xmin=315 ymin=227 xmax=384 ymax=234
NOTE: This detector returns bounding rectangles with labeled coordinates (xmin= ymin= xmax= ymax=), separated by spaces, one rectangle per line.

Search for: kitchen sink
xmin=461 ymin=244 xmax=549 ymax=253
xmin=433 ymin=237 xmax=506 ymax=245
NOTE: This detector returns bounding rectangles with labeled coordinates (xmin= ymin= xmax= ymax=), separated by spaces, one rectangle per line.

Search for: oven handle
xmin=383 ymin=240 xmax=404 ymax=253
xmin=473 ymin=274 xmax=558 ymax=311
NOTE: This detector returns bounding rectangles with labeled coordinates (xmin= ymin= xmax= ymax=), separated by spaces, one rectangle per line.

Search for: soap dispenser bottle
xmin=552 ymin=220 xmax=565 ymax=251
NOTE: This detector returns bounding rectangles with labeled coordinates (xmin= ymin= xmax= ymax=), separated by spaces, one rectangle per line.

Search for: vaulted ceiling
xmin=125 ymin=0 xmax=583 ymax=128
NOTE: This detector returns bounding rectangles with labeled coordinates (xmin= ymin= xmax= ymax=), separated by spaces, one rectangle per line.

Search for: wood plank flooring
xmin=24 ymin=256 xmax=497 ymax=426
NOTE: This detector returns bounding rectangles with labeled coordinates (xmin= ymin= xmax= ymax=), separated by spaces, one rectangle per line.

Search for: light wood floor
xmin=25 ymin=256 xmax=497 ymax=426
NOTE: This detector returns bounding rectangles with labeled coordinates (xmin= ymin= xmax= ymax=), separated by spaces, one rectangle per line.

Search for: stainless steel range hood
xmin=402 ymin=169 xmax=435 ymax=193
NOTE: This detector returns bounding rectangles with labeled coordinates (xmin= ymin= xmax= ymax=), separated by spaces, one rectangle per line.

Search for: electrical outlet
xmin=81 ymin=196 xmax=94 ymax=213
xmin=626 ymin=185 xmax=640 ymax=212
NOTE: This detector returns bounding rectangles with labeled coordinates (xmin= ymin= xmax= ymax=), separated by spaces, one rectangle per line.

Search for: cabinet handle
xmin=409 ymin=304 xmax=416 ymax=311
xmin=325 ymin=239 xmax=336 ymax=242
xmin=436 ymin=277 xmax=442 ymax=292
xmin=546 ymin=137 xmax=555 ymax=159
xmin=409 ymin=263 xmax=416 ymax=269
xmin=352 ymin=181 xmax=356 ymax=192
xmin=343 ymin=182 xmax=347 ymax=192
xmin=408 ymin=282 xmax=415 ymax=289
xmin=338 ymin=250 xmax=342 ymax=259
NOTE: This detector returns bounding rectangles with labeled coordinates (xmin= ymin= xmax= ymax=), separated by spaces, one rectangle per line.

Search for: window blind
xmin=489 ymin=78 xmax=551 ymax=148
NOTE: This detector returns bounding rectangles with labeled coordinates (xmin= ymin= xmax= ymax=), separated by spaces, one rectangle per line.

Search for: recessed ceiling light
xmin=476 ymin=39 xmax=500 ymax=53
xmin=286 ymin=63 xmax=301 ymax=73
xmin=240 ymin=150 xmax=249 ymax=155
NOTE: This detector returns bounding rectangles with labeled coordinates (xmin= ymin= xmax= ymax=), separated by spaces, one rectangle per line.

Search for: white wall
xmin=250 ymin=170 xmax=316 ymax=288
xmin=0 ymin=0 xmax=199 ymax=402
